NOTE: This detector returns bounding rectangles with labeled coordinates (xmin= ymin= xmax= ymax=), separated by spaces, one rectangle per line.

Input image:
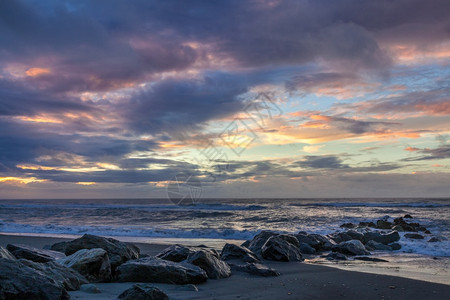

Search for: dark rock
xmin=0 ymin=258 xmax=70 ymax=300
xmin=51 ymin=234 xmax=139 ymax=273
xmin=392 ymin=225 xmax=405 ymax=232
xmin=220 ymin=243 xmax=259 ymax=263
xmin=156 ymin=244 xmax=219 ymax=263
xmin=241 ymin=240 xmax=250 ymax=248
xmin=393 ymin=217 xmax=404 ymax=225
xmin=7 ymin=244 xmax=66 ymax=263
xmin=340 ymin=223 xmax=355 ymax=229
xmin=295 ymin=233 xmax=322 ymax=250
xmin=390 ymin=243 xmax=402 ymax=250
xmin=230 ymin=262 xmax=280 ymax=277
xmin=299 ymin=243 xmax=316 ymax=254
xmin=58 ymin=248 xmax=112 ymax=282
xmin=0 ymin=246 xmax=15 ymax=260
xmin=332 ymin=240 xmax=370 ymax=256
xmin=328 ymin=232 xmax=353 ymax=244
xmin=277 ymin=234 xmax=300 ymax=248
xmin=308 ymin=234 xmax=336 ymax=251
xmin=355 ymin=256 xmax=388 ymax=262
xmin=345 ymin=230 xmax=364 ymax=241
xmin=404 ymin=214 xmax=413 ymax=218
xmin=428 ymin=237 xmax=440 ymax=243
xmin=359 ymin=222 xmax=376 ymax=228
xmin=362 ymin=231 xmax=400 ymax=245
xmin=323 ymin=252 xmax=347 ymax=260
xmin=80 ymin=283 xmax=101 ymax=294
xmin=376 ymin=220 xmax=393 ymax=229
xmin=424 ymin=230 xmax=431 ymax=234
xmin=261 ymin=236 xmax=303 ymax=262
xmin=248 ymin=231 xmax=279 ymax=255
xmin=118 ymin=284 xmax=169 ymax=300
xmin=20 ymin=259 xmax=88 ymax=291
xmin=417 ymin=226 xmax=427 ymax=232
xmin=186 ymin=250 xmax=231 ymax=279
xmin=404 ymin=233 xmax=424 ymax=239
xmin=365 ymin=240 xmax=392 ymax=251
xmin=117 ymin=257 xmax=207 ymax=284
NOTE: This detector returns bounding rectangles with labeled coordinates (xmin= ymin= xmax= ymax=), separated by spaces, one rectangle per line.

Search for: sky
xmin=0 ymin=0 xmax=449 ymax=199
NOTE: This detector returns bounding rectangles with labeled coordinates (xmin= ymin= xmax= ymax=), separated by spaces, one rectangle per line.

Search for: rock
xmin=299 ymin=243 xmax=316 ymax=254
xmin=230 ymin=262 xmax=280 ymax=277
xmin=376 ymin=220 xmax=393 ymax=229
xmin=308 ymin=234 xmax=336 ymax=251
xmin=156 ymin=244 xmax=219 ymax=262
xmin=186 ymin=250 xmax=231 ymax=279
xmin=58 ymin=248 xmax=112 ymax=282
xmin=7 ymin=244 xmax=66 ymax=263
xmin=117 ymin=257 xmax=208 ymax=284
xmin=365 ymin=240 xmax=392 ymax=251
xmin=428 ymin=237 xmax=440 ymax=243
xmin=424 ymin=230 xmax=431 ymax=234
xmin=340 ymin=223 xmax=355 ymax=228
xmin=345 ymin=230 xmax=364 ymax=241
xmin=404 ymin=214 xmax=413 ymax=218
xmin=277 ymin=234 xmax=300 ymax=248
xmin=404 ymin=233 xmax=424 ymax=239
xmin=241 ymin=240 xmax=251 ymax=248
xmin=0 ymin=258 xmax=70 ymax=300
xmin=248 ymin=231 xmax=279 ymax=255
xmin=332 ymin=240 xmax=370 ymax=256
xmin=392 ymin=225 xmax=405 ymax=232
xmin=362 ymin=231 xmax=400 ymax=245
xmin=393 ymin=217 xmax=404 ymax=224
xmin=51 ymin=234 xmax=139 ymax=273
xmin=80 ymin=283 xmax=101 ymax=294
xmin=118 ymin=284 xmax=169 ymax=300
xmin=20 ymin=259 xmax=88 ymax=291
xmin=328 ymin=232 xmax=353 ymax=244
xmin=0 ymin=246 xmax=15 ymax=260
xmin=220 ymin=243 xmax=259 ymax=263
xmin=359 ymin=221 xmax=376 ymax=228
xmin=261 ymin=236 xmax=303 ymax=262
xmin=323 ymin=252 xmax=347 ymax=260
xmin=417 ymin=226 xmax=427 ymax=232
xmin=355 ymin=257 xmax=388 ymax=262
xmin=390 ymin=243 xmax=402 ymax=250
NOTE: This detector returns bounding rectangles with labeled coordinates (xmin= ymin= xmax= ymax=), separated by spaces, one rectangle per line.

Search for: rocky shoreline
xmin=0 ymin=214 xmax=447 ymax=299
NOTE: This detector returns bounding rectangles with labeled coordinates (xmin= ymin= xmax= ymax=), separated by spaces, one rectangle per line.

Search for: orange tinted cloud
xmin=404 ymin=146 xmax=421 ymax=152
xmin=25 ymin=67 xmax=51 ymax=77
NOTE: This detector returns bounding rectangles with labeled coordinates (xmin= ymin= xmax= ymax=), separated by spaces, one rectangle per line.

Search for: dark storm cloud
xmin=297 ymin=155 xmax=349 ymax=169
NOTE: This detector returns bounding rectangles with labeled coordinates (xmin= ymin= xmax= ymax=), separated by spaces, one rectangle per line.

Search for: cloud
xmin=403 ymin=144 xmax=450 ymax=161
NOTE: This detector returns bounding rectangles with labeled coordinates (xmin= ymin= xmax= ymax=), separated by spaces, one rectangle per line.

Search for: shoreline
xmin=1 ymin=233 xmax=449 ymax=299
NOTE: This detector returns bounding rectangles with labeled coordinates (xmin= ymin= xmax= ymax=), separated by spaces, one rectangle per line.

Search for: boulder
xmin=362 ymin=231 xmax=400 ymax=245
xmin=7 ymin=244 xmax=66 ymax=263
xmin=230 ymin=262 xmax=280 ymax=277
xmin=376 ymin=220 xmax=393 ymax=229
xmin=220 ymin=243 xmax=259 ymax=263
xmin=298 ymin=243 xmax=316 ymax=254
xmin=80 ymin=284 xmax=101 ymax=294
xmin=428 ymin=237 xmax=440 ymax=243
xmin=365 ymin=240 xmax=392 ymax=251
xmin=392 ymin=225 xmax=405 ymax=232
xmin=359 ymin=221 xmax=377 ymax=228
xmin=323 ymin=252 xmax=347 ymax=260
xmin=51 ymin=234 xmax=139 ymax=272
xmin=248 ymin=231 xmax=279 ymax=255
xmin=261 ymin=236 xmax=303 ymax=262
xmin=295 ymin=233 xmax=322 ymax=250
xmin=0 ymin=258 xmax=69 ymax=300
xmin=0 ymin=246 xmax=15 ymax=260
xmin=118 ymin=284 xmax=169 ymax=300
xmin=117 ymin=257 xmax=207 ymax=284
xmin=404 ymin=233 xmax=424 ymax=239
xmin=19 ymin=259 xmax=88 ymax=291
xmin=345 ymin=230 xmax=364 ymax=241
xmin=241 ymin=240 xmax=251 ymax=248
xmin=354 ymin=256 xmax=388 ymax=262
xmin=186 ymin=250 xmax=231 ymax=279
xmin=156 ymin=244 xmax=219 ymax=262
xmin=58 ymin=248 xmax=111 ymax=282
xmin=332 ymin=240 xmax=370 ymax=256
xmin=308 ymin=234 xmax=336 ymax=251
xmin=390 ymin=243 xmax=402 ymax=250
xmin=404 ymin=214 xmax=413 ymax=218
xmin=340 ymin=223 xmax=355 ymax=229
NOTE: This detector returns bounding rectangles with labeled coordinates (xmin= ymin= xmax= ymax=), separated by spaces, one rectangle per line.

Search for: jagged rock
xmin=7 ymin=244 xmax=66 ymax=263
xmin=362 ymin=231 xmax=400 ymax=245
xmin=428 ymin=237 xmax=440 ymax=243
xmin=0 ymin=258 xmax=70 ymax=300
xmin=241 ymin=240 xmax=250 ymax=248
xmin=117 ymin=257 xmax=208 ymax=284
xmin=299 ymin=242 xmax=316 ymax=254
xmin=186 ymin=250 xmax=231 ymax=279
xmin=277 ymin=234 xmax=300 ymax=248
xmin=345 ymin=230 xmax=364 ymax=241
xmin=332 ymin=240 xmax=370 ymax=256
xmin=118 ymin=284 xmax=169 ymax=300
xmin=376 ymin=220 xmax=393 ymax=229
xmin=156 ymin=244 xmax=219 ymax=262
xmin=355 ymin=256 xmax=388 ymax=262
xmin=322 ymin=252 xmax=347 ymax=260
xmin=390 ymin=243 xmax=402 ymax=250
xmin=261 ymin=236 xmax=303 ymax=262
xmin=220 ymin=243 xmax=259 ymax=263
xmin=0 ymin=246 xmax=15 ymax=260
xmin=58 ymin=248 xmax=111 ymax=282
xmin=80 ymin=283 xmax=101 ymax=294
xmin=248 ymin=231 xmax=279 ymax=255
xmin=309 ymin=234 xmax=336 ymax=251
xmin=359 ymin=221 xmax=376 ymax=228
xmin=328 ymin=232 xmax=353 ymax=244
xmin=230 ymin=262 xmax=280 ymax=277
xmin=404 ymin=214 xmax=413 ymax=218
xmin=365 ymin=240 xmax=392 ymax=251
xmin=404 ymin=233 xmax=424 ymax=239
xmin=340 ymin=223 xmax=355 ymax=228
xmin=51 ymin=234 xmax=139 ymax=272
xmin=295 ymin=233 xmax=322 ymax=250
xmin=20 ymin=259 xmax=88 ymax=291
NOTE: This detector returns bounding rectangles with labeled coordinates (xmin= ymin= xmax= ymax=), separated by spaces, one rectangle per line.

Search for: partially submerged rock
xmin=362 ymin=231 xmax=400 ymax=245
xmin=365 ymin=240 xmax=392 ymax=251
xmin=230 ymin=262 xmax=280 ymax=277
xmin=220 ymin=243 xmax=259 ymax=263
xmin=118 ymin=284 xmax=169 ymax=300
xmin=323 ymin=252 xmax=348 ymax=260
xmin=428 ymin=237 xmax=441 ymax=243
xmin=186 ymin=250 xmax=231 ymax=279
xmin=58 ymin=248 xmax=112 ymax=282
xmin=117 ymin=257 xmax=208 ymax=284
xmin=404 ymin=233 xmax=424 ymax=239
xmin=332 ymin=240 xmax=370 ymax=256
xmin=7 ymin=243 xmax=66 ymax=263
xmin=261 ymin=236 xmax=303 ymax=262
xmin=80 ymin=283 xmax=101 ymax=294
xmin=248 ymin=231 xmax=279 ymax=255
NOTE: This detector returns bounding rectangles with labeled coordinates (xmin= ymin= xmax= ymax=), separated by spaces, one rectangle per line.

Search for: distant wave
xmin=290 ymin=202 xmax=450 ymax=208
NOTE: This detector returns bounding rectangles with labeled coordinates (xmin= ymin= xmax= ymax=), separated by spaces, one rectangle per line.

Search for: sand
xmin=1 ymin=234 xmax=449 ymax=299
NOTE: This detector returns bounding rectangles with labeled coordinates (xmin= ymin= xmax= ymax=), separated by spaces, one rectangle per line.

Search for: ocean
xmin=0 ymin=198 xmax=448 ymax=257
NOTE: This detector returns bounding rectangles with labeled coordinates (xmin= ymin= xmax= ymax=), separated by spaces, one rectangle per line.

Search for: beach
xmin=1 ymin=233 xmax=449 ymax=300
